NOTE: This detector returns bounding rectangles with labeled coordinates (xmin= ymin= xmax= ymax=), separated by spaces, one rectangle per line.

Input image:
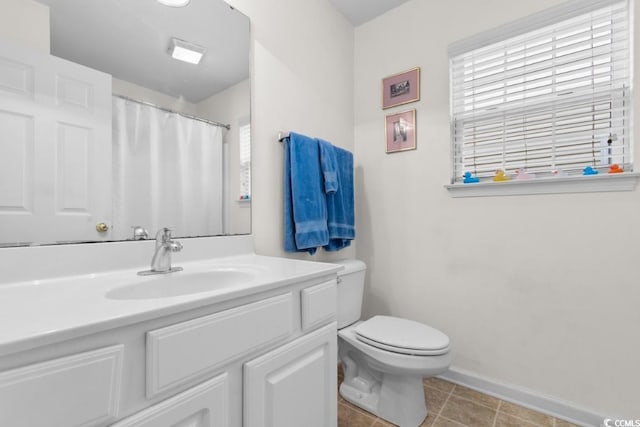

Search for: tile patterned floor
xmin=337 ymin=367 xmax=581 ymax=427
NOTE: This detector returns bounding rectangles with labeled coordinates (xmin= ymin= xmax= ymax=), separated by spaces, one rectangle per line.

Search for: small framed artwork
xmin=382 ymin=67 xmax=420 ymax=109
xmin=385 ymin=109 xmax=416 ymax=153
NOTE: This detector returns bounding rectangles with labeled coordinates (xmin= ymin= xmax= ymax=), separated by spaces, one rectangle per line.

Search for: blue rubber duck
xmin=583 ymin=166 xmax=599 ymax=175
xmin=463 ymin=171 xmax=480 ymax=183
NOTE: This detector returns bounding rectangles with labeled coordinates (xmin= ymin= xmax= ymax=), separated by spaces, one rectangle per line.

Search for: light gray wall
xmin=0 ymin=0 xmax=49 ymax=53
xmin=354 ymin=0 xmax=640 ymax=418
xmin=112 ymin=78 xmax=199 ymax=116
xmin=225 ymin=0 xmax=356 ymax=261
xmin=198 ymin=79 xmax=251 ymax=235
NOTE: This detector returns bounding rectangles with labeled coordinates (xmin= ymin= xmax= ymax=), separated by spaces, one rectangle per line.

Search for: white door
xmin=0 ymin=39 xmax=112 ymax=245
xmin=244 ymin=323 xmax=338 ymax=427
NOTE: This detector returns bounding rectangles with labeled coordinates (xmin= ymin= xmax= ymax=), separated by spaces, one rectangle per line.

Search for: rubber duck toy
xmin=583 ymin=166 xmax=599 ymax=176
xmin=493 ymin=169 xmax=511 ymax=182
xmin=463 ymin=171 xmax=480 ymax=183
xmin=515 ymin=169 xmax=535 ymax=180
xmin=608 ymin=164 xmax=624 ymax=174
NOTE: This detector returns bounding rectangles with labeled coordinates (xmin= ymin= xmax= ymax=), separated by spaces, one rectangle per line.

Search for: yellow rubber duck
xmin=493 ymin=169 xmax=511 ymax=182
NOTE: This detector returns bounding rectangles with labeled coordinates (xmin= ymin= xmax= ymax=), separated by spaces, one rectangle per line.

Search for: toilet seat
xmin=354 ymin=316 xmax=450 ymax=356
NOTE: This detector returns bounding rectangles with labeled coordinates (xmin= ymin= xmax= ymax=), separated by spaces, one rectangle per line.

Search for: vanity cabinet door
xmin=243 ymin=322 xmax=337 ymax=427
xmin=110 ymin=374 xmax=228 ymax=427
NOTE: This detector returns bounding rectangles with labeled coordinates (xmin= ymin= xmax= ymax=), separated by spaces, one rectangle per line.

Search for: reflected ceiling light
xmin=157 ymin=0 xmax=191 ymax=7
xmin=168 ymin=38 xmax=206 ymax=65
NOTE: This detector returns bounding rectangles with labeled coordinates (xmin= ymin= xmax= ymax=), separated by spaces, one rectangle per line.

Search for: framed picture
xmin=382 ymin=67 xmax=420 ymax=109
xmin=385 ymin=109 xmax=416 ymax=153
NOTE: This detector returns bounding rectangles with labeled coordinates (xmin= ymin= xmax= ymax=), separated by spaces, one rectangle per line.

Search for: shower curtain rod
xmin=114 ymin=94 xmax=231 ymax=130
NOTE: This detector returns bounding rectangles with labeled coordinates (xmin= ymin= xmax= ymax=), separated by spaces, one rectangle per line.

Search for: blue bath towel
xmin=323 ymin=146 xmax=355 ymax=251
xmin=283 ymin=132 xmax=329 ymax=254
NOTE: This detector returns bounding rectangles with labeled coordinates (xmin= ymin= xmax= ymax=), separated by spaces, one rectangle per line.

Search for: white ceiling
xmin=328 ymin=0 xmax=411 ymax=26
xmin=35 ymin=0 xmax=250 ymax=103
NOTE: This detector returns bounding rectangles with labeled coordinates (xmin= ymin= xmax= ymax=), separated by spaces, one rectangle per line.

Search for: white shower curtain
xmin=112 ymin=97 xmax=224 ymax=240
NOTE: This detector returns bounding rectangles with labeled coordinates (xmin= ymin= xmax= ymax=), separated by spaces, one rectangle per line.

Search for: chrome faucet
xmin=138 ymin=228 xmax=183 ymax=275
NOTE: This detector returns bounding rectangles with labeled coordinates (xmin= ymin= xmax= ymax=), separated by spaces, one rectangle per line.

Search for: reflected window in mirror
xmin=239 ymin=117 xmax=251 ymax=202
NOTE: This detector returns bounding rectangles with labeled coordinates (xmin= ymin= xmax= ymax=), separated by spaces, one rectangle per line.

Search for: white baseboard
xmin=438 ymin=367 xmax=611 ymax=427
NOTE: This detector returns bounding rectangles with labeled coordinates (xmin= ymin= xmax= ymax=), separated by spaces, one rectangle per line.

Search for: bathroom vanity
xmin=0 ymin=236 xmax=340 ymax=427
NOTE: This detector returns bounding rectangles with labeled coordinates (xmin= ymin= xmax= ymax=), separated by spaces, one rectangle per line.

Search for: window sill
xmin=445 ymin=173 xmax=640 ymax=198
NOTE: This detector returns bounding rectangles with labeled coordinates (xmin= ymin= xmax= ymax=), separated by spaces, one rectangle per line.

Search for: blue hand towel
xmin=283 ymin=132 xmax=329 ymax=254
xmin=318 ymin=139 xmax=339 ymax=194
xmin=323 ymin=145 xmax=355 ymax=251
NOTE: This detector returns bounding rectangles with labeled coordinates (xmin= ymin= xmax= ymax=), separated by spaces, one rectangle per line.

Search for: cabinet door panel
xmin=301 ymin=280 xmax=337 ymax=331
xmin=0 ymin=345 xmax=124 ymax=427
xmin=110 ymin=374 xmax=228 ymax=427
xmin=147 ymin=292 xmax=293 ymax=398
xmin=244 ymin=323 xmax=337 ymax=427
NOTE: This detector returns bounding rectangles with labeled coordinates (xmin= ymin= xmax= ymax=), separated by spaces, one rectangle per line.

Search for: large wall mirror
xmin=0 ymin=0 xmax=250 ymax=247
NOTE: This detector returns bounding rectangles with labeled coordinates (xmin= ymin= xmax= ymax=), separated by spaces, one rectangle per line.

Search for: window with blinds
xmin=239 ymin=120 xmax=251 ymax=199
xmin=449 ymin=0 xmax=631 ymax=184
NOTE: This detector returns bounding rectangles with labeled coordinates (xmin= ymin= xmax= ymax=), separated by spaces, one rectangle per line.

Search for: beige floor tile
xmin=451 ymin=385 xmax=500 ymax=410
xmin=338 ymin=402 xmax=377 ymax=427
xmin=424 ymin=377 xmax=456 ymax=393
xmin=494 ymin=412 xmax=539 ymax=427
xmin=555 ymin=418 xmax=581 ymax=427
xmin=425 ymin=384 xmax=450 ymax=414
xmin=372 ymin=418 xmax=396 ymax=427
xmin=337 ymin=370 xmax=568 ymax=427
xmin=439 ymin=395 xmax=497 ymax=427
xmin=370 ymin=420 xmax=389 ymax=426
xmin=431 ymin=415 xmax=469 ymax=427
xmin=369 ymin=414 xmax=434 ymax=427
xmin=499 ymin=401 xmax=554 ymax=427
xmin=420 ymin=413 xmax=438 ymax=427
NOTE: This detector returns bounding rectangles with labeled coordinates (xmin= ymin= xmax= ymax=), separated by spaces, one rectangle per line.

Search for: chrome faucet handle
xmin=155 ymin=227 xmax=172 ymax=242
xmin=131 ymin=226 xmax=149 ymax=240
xmin=170 ymin=240 xmax=183 ymax=252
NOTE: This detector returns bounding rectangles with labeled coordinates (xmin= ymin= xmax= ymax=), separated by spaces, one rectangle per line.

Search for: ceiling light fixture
xmin=168 ymin=38 xmax=206 ymax=65
xmin=157 ymin=0 xmax=191 ymax=7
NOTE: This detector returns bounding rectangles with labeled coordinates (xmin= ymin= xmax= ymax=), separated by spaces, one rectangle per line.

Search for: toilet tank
xmin=334 ymin=259 xmax=367 ymax=329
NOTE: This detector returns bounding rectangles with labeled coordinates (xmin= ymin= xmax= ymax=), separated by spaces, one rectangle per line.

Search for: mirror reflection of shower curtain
xmin=112 ymin=97 xmax=223 ymax=240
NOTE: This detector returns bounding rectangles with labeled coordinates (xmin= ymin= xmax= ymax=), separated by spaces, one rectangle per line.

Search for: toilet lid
xmin=354 ymin=316 xmax=450 ymax=356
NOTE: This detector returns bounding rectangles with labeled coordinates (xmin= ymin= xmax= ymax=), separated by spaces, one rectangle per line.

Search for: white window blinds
xmin=239 ymin=120 xmax=251 ymax=198
xmin=449 ymin=0 xmax=631 ymax=184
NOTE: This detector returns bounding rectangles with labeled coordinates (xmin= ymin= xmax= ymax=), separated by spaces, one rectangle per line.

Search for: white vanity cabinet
xmin=0 ymin=273 xmax=338 ymax=427
xmin=241 ymin=280 xmax=338 ymax=427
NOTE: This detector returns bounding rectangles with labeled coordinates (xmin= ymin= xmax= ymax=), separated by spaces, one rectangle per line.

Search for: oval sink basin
xmin=106 ymin=269 xmax=256 ymax=300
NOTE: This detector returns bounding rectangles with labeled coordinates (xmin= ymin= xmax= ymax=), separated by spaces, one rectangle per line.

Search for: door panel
xmin=0 ymin=40 xmax=112 ymax=244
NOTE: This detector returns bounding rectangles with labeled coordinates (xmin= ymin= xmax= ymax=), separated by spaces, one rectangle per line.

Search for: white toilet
xmin=335 ymin=260 xmax=451 ymax=427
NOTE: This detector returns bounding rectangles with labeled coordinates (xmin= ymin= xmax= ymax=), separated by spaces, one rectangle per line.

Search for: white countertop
xmin=0 ymin=253 xmax=342 ymax=357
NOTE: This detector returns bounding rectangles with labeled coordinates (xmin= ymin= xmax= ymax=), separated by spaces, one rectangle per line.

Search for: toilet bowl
xmin=334 ymin=260 xmax=451 ymax=427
